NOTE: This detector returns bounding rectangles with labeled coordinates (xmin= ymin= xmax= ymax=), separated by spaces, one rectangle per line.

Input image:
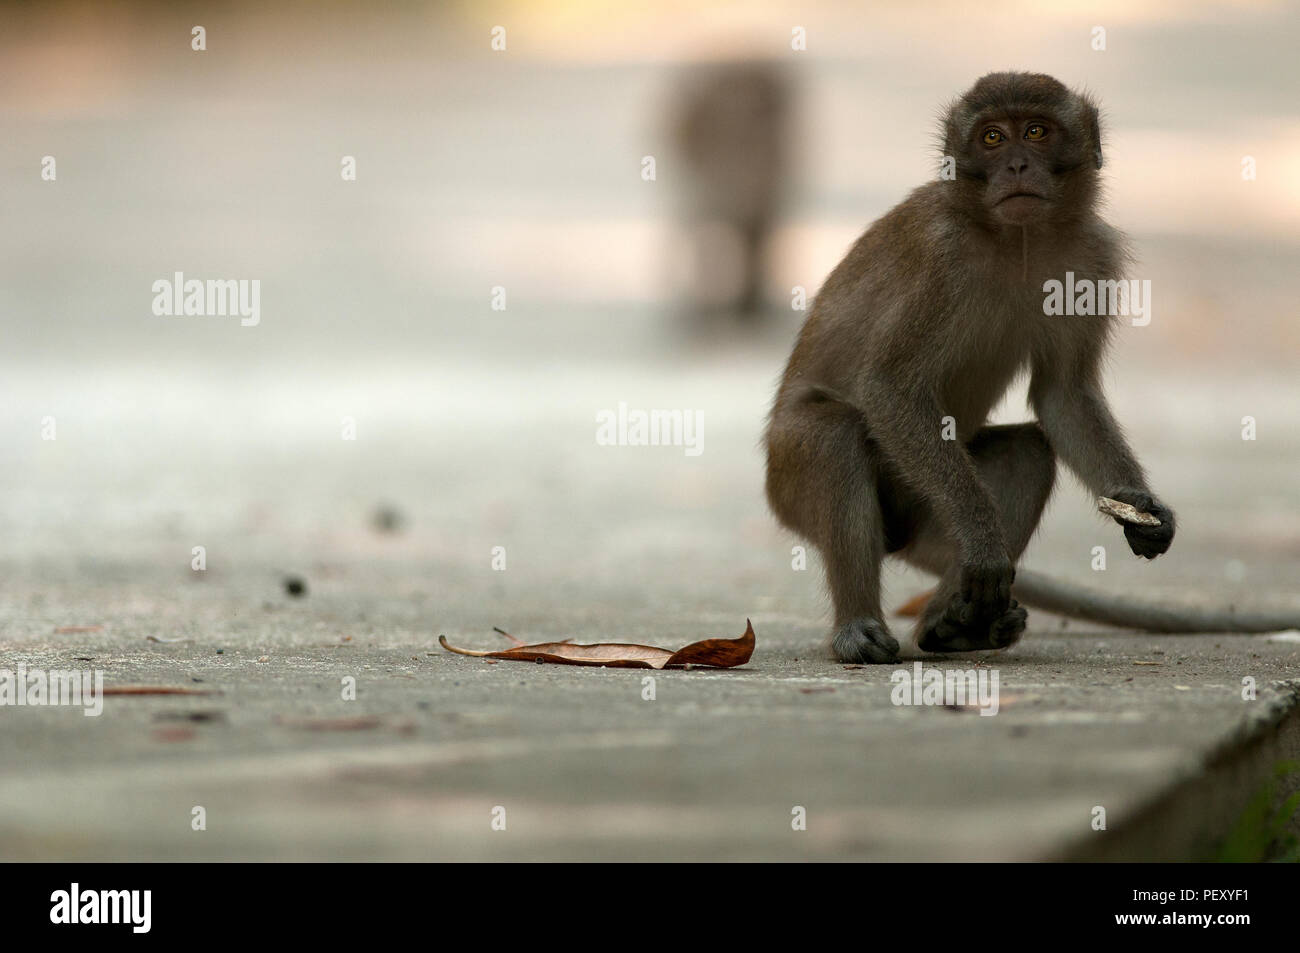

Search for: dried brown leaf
xmin=439 ymin=620 xmax=756 ymax=669
xmin=895 ymin=590 xmax=934 ymax=618
xmin=101 ymin=686 xmax=216 ymax=696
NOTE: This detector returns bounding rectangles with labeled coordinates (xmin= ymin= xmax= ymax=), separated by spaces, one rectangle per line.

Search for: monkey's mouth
xmin=997 ymin=191 xmax=1046 ymax=204
xmin=994 ymin=191 xmax=1049 ymax=223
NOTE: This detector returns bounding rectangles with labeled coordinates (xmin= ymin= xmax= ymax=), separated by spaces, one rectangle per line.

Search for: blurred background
xmin=1 ymin=0 xmax=1298 ymax=862
xmin=4 ymin=0 xmax=1298 ymax=618
xmin=3 ymin=0 xmax=1298 ymax=630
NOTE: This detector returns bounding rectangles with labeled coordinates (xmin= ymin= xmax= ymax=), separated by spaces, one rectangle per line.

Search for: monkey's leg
xmin=766 ymin=401 xmax=900 ymax=663
xmin=902 ymin=423 xmax=1056 ymax=652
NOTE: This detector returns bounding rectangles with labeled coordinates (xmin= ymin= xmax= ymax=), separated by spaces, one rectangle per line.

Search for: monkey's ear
xmin=1085 ymin=101 xmax=1103 ymax=170
xmin=940 ymin=101 xmax=964 ymax=165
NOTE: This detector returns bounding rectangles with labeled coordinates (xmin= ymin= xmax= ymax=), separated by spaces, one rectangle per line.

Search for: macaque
xmin=764 ymin=73 xmax=1176 ymax=663
xmin=672 ymin=60 xmax=789 ymax=321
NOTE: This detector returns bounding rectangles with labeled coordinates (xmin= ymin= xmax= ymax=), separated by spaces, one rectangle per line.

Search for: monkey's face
xmin=944 ymin=73 xmax=1103 ymax=229
xmin=977 ymin=116 xmax=1066 ymax=225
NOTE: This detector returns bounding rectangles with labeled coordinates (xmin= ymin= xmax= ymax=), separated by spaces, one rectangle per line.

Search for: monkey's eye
xmin=1025 ymin=124 xmax=1046 ymax=140
xmin=982 ymin=129 xmax=1004 ymax=145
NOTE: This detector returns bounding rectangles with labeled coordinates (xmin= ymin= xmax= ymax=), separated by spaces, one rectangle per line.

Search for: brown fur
xmin=764 ymin=73 xmax=1174 ymax=663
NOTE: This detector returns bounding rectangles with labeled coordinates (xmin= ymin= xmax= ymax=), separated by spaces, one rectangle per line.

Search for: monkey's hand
xmin=1107 ymin=487 xmax=1175 ymax=559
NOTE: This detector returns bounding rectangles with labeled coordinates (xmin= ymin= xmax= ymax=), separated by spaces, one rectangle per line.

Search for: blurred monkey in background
xmin=671 ymin=60 xmax=790 ymax=324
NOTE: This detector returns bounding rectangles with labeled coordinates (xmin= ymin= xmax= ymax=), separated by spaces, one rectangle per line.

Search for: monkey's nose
xmin=1008 ymin=158 xmax=1029 ymax=175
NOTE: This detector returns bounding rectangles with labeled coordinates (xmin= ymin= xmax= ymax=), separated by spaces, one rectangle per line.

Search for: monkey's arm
xmin=1029 ymin=369 xmax=1144 ymax=497
xmin=1029 ymin=342 xmax=1176 ymax=558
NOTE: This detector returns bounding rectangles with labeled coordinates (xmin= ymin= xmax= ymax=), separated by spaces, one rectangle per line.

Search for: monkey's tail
xmin=896 ymin=571 xmax=1300 ymax=633
xmin=1012 ymin=569 xmax=1300 ymax=634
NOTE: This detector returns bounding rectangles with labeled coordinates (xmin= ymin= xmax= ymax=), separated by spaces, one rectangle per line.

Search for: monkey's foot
xmin=916 ymin=599 xmax=1027 ymax=653
xmin=831 ymin=618 xmax=900 ymax=664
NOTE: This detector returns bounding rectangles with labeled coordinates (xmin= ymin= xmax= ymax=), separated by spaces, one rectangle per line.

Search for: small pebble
xmin=372 ymin=505 xmax=405 ymax=533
